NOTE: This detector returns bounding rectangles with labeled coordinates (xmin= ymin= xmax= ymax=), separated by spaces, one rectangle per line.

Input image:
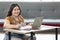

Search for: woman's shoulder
xmin=5 ymin=16 xmax=12 ymax=20
xmin=19 ymin=15 xmax=24 ymax=18
xmin=5 ymin=16 xmax=13 ymax=23
xmin=19 ymin=15 xmax=23 ymax=17
xmin=19 ymin=15 xmax=24 ymax=22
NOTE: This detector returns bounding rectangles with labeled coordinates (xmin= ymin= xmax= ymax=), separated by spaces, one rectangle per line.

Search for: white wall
xmin=0 ymin=0 xmax=60 ymax=2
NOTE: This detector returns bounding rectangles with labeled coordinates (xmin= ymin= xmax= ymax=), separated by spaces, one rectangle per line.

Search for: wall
xmin=0 ymin=2 xmax=60 ymax=19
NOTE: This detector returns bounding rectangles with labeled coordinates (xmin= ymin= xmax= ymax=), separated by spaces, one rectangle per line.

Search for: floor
xmin=36 ymin=34 xmax=56 ymax=40
xmin=0 ymin=33 xmax=60 ymax=40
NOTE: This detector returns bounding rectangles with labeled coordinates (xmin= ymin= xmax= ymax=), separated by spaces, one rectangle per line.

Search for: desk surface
xmin=3 ymin=25 xmax=60 ymax=34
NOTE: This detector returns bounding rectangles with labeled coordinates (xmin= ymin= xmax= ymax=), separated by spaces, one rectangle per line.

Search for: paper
xmin=20 ymin=25 xmax=32 ymax=30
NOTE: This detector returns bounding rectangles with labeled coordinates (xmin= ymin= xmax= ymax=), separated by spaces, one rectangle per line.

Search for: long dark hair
xmin=7 ymin=3 xmax=21 ymax=16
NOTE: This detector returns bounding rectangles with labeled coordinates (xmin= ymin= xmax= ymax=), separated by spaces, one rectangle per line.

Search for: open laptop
xmin=31 ymin=17 xmax=43 ymax=30
xmin=20 ymin=17 xmax=43 ymax=30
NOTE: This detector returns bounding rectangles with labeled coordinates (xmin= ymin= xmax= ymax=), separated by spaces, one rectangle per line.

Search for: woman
xmin=4 ymin=3 xmax=24 ymax=28
xmin=4 ymin=3 xmax=28 ymax=40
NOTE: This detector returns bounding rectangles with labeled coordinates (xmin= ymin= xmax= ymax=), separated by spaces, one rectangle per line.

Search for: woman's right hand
xmin=16 ymin=24 xmax=21 ymax=28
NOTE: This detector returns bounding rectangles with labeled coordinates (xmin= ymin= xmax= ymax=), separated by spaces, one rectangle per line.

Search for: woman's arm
xmin=4 ymin=19 xmax=20 ymax=29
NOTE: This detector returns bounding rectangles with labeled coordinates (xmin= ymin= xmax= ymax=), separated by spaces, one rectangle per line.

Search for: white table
xmin=3 ymin=25 xmax=60 ymax=40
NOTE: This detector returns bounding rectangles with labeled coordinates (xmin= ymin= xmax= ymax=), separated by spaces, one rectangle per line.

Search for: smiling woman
xmin=4 ymin=4 xmax=24 ymax=28
xmin=3 ymin=3 xmax=27 ymax=40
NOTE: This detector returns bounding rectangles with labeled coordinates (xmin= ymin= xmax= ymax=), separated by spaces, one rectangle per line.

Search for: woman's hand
xmin=16 ymin=24 xmax=21 ymax=28
xmin=25 ymin=23 xmax=33 ymax=26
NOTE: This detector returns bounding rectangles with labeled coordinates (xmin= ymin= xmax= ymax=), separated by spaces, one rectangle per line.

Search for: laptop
xmin=20 ymin=17 xmax=43 ymax=30
xmin=31 ymin=17 xmax=43 ymax=30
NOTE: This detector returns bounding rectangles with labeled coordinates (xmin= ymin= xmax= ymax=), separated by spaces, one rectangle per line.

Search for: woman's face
xmin=12 ymin=6 xmax=20 ymax=17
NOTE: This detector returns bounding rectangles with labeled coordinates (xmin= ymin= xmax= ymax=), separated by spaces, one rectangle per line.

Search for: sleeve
xmin=3 ymin=17 xmax=18 ymax=29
